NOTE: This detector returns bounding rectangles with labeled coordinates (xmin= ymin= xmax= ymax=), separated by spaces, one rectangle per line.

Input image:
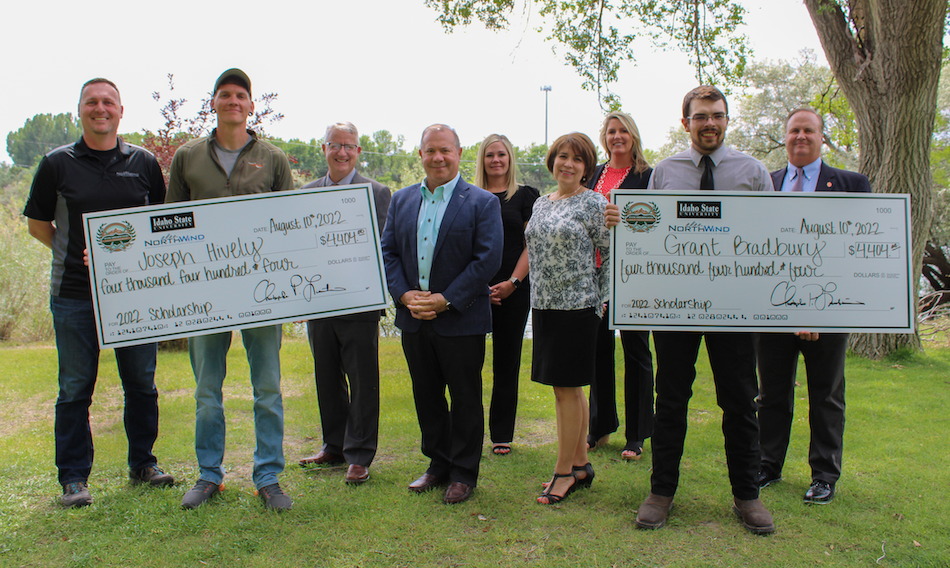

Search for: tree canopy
xmin=425 ymin=0 xmax=751 ymax=109
xmin=6 ymin=113 xmax=82 ymax=167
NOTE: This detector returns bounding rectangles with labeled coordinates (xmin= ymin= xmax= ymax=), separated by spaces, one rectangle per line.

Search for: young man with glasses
xmin=636 ymin=85 xmax=775 ymax=534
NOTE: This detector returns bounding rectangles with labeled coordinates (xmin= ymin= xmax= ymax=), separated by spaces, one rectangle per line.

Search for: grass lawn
xmin=0 ymin=334 xmax=948 ymax=567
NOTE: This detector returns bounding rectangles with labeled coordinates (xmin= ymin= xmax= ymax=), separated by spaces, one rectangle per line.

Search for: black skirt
xmin=531 ymin=307 xmax=600 ymax=387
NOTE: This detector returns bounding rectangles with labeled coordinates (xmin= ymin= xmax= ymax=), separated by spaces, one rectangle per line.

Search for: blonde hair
xmin=599 ymin=111 xmax=650 ymax=175
xmin=474 ymin=134 xmax=519 ymax=201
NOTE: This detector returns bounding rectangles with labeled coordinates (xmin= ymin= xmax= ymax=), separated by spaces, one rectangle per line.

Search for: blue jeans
xmin=189 ymin=325 xmax=284 ymax=489
xmin=50 ymin=296 xmax=159 ymax=486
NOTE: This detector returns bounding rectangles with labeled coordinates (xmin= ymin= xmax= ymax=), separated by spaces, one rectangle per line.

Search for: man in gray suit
xmin=298 ymin=122 xmax=391 ymax=484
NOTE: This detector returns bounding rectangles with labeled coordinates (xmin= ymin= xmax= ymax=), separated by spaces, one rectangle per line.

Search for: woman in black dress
xmin=474 ymin=134 xmax=539 ymax=456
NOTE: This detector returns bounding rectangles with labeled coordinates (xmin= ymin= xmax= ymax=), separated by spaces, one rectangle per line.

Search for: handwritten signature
xmin=289 ymin=274 xmax=346 ymax=302
xmin=770 ymin=281 xmax=866 ymax=311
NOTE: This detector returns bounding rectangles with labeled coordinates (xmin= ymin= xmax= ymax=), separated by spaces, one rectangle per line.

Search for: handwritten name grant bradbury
xmin=608 ymin=191 xmax=914 ymax=333
xmin=83 ymin=184 xmax=388 ymax=348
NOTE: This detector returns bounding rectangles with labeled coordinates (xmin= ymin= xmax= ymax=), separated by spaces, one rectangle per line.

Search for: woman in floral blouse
xmin=526 ymin=132 xmax=610 ymax=504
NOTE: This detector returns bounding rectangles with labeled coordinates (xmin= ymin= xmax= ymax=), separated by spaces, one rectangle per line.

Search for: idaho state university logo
xmin=621 ymin=202 xmax=661 ymax=233
xmin=96 ymin=222 xmax=136 ymax=252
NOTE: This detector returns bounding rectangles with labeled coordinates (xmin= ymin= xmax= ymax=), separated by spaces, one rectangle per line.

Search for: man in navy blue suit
xmin=756 ymin=108 xmax=871 ymax=505
xmin=381 ymin=124 xmax=502 ymax=504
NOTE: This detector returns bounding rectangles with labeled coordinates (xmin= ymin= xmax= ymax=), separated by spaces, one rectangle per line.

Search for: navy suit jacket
xmin=381 ymin=177 xmax=503 ymax=336
xmin=771 ymin=162 xmax=871 ymax=194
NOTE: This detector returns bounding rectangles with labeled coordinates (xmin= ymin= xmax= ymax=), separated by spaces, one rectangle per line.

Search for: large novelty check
xmin=83 ymin=184 xmax=388 ymax=348
xmin=609 ymin=191 xmax=914 ymax=333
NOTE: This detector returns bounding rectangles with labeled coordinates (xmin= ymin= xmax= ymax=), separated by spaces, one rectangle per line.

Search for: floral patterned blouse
xmin=525 ymin=189 xmax=610 ymax=312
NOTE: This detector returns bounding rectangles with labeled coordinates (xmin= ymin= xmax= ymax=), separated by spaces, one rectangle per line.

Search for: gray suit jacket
xmin=302 ymin=172 xmax=392 ymax=321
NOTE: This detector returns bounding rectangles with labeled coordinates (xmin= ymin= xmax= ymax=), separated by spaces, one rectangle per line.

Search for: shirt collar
xmin=327 ymin=169 xmax=358 ymax=186
xmin=788 ymin=157 xmax=822 ymax=180
xmin=421 ymin=172 xmax=461 ymax=201
xmin=690 ymin=144 xmax=728 ymax=167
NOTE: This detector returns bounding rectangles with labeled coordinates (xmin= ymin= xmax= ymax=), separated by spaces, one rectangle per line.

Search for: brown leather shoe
xmin=733 ymin=498 xmax=776 ymax=534
xmin=345 ymin=464 xmax=370 ymax=484
xmin=408 ymin=473 xmax=447 ymax=493
xmin=298 ymin=450 xmax=344 ymax=467
xmin=635 ymin=492 xmax=674 ymax=529
xmin=443 ymin=482 xmax=474 ymax=504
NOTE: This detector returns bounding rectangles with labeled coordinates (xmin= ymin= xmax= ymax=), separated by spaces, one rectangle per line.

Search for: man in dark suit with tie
xmin=756 ymin=108 xmax=871 ymax=505
xmin=297 ymin=122 xmax=391 ymax=485
xmin=380 ymin=124 xmax=502 ymax=504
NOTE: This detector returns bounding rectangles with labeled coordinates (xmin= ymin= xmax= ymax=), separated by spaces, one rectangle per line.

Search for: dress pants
xmin=488 ymin=287 xmax=530 ymax=444
xmin=650 ymin=331 xmax=760 ymax=500
xmin=620 ymin=330 xmax=655 ymax=446
xmin=588 ymin=312 xmax=620 ymax=440
xmin=402 ymin=322 xmax=485 ymax=487
xmin=755 ymin=332 xmax=848 ymax=485
xmin=307 ymin=316 xmax=380 ymax=467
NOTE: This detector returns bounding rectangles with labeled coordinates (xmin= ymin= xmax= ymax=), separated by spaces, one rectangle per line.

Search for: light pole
xmin=540 ymin=85 xmax=552 ymax=145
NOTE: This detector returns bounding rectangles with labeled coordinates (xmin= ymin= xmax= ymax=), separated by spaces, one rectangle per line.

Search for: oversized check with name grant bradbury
xmin=83 ymin=184 xmax=388 ymax=348
xmin=609 ymin=191 xmax=914 ymax=333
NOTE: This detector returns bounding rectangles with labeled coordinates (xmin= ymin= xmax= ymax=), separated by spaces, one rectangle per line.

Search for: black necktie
xmin=700 ymin=155 xmax=714 ymax=190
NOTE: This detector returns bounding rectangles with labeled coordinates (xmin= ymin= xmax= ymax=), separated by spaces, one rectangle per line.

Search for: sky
xmin=0 ymin=0 xmax=825 ymax=167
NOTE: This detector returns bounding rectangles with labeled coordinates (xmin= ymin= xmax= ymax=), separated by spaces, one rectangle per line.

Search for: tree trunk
xmin=805 ymin=0 xmax=947 ymax=358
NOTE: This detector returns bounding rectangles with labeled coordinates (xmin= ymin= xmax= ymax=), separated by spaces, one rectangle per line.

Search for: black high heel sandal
xmin=573 ymin=463 xmax=595 ymax=489
xmin=537 ymin=472 xmax=577 ymax=504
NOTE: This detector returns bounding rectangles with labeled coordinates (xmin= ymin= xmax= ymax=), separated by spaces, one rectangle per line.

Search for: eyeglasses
xmin=686 ymin=113 xmax=728 ymax=123
xmin=326 ymin=143 xmax=359 ymax=152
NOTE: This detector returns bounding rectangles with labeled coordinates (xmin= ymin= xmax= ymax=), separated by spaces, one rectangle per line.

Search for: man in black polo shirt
xmin=23 ymin=78 xmax=174 ymax=508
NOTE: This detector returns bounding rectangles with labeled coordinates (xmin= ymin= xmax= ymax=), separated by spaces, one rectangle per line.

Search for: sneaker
xmin=181 ymin=479 xmax=223 ymax=509
xmin=758 ymin=467 xmax=782 ymax=489
xmin=62 ymin=481 xmax=93 ymax=508
xmin=257 ymin=482 xmax=293 ymax=511
xmin=803 ymin=480 xmax=835 ymax=504
xmin=130 ymin=464 xmax=175 ymax=487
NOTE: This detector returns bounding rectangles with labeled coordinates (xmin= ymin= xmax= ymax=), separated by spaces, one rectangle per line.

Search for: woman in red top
xmin=586 ymin=111 xmax=656 ymax=461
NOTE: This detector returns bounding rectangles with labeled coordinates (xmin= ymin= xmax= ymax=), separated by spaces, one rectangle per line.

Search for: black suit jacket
xmin=770 ymin=162 xmax=871 ymax=194
xmin=586 ymin=164 xmax=653 ymax=190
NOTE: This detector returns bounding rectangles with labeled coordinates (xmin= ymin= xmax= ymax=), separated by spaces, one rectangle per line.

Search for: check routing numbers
xmin=608 ymin=191 xmax=913 ymax=333
xmin=84 ymin=185 xmax=388 ymax=347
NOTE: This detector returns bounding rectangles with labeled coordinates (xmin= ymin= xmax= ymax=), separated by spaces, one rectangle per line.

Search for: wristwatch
xmin=508 ymin=276 xmax=522 ymax=288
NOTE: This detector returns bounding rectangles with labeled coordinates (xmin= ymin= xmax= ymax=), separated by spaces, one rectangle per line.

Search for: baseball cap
xmin=214 ymin=68 xmax=251 ymax=97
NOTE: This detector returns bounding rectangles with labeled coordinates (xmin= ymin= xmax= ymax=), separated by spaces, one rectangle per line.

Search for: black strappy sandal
xmin=537 ymin=472 xmax=577 ymax=504
xmin=573 ymin=463 xmax=595 ymax=489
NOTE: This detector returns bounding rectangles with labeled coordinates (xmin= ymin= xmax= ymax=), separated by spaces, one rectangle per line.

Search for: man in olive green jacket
xmin=166 ymin=68 xmax=294 ymax=511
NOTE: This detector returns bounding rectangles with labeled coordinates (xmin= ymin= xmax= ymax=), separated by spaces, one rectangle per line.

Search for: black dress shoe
xmin=443 ymin=482 xmax=474 ymax=504
xmin=804 ymin=480 xmax=835 ymax=504
xmin=758 ymin=467 xmax=782 ymax=488
xmin=408 ymin=473 xmax=447 ymax=493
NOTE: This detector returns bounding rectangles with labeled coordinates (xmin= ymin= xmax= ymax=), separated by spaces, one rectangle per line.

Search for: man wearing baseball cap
xmin=166 ymin=68 xmax=295 ymax=510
